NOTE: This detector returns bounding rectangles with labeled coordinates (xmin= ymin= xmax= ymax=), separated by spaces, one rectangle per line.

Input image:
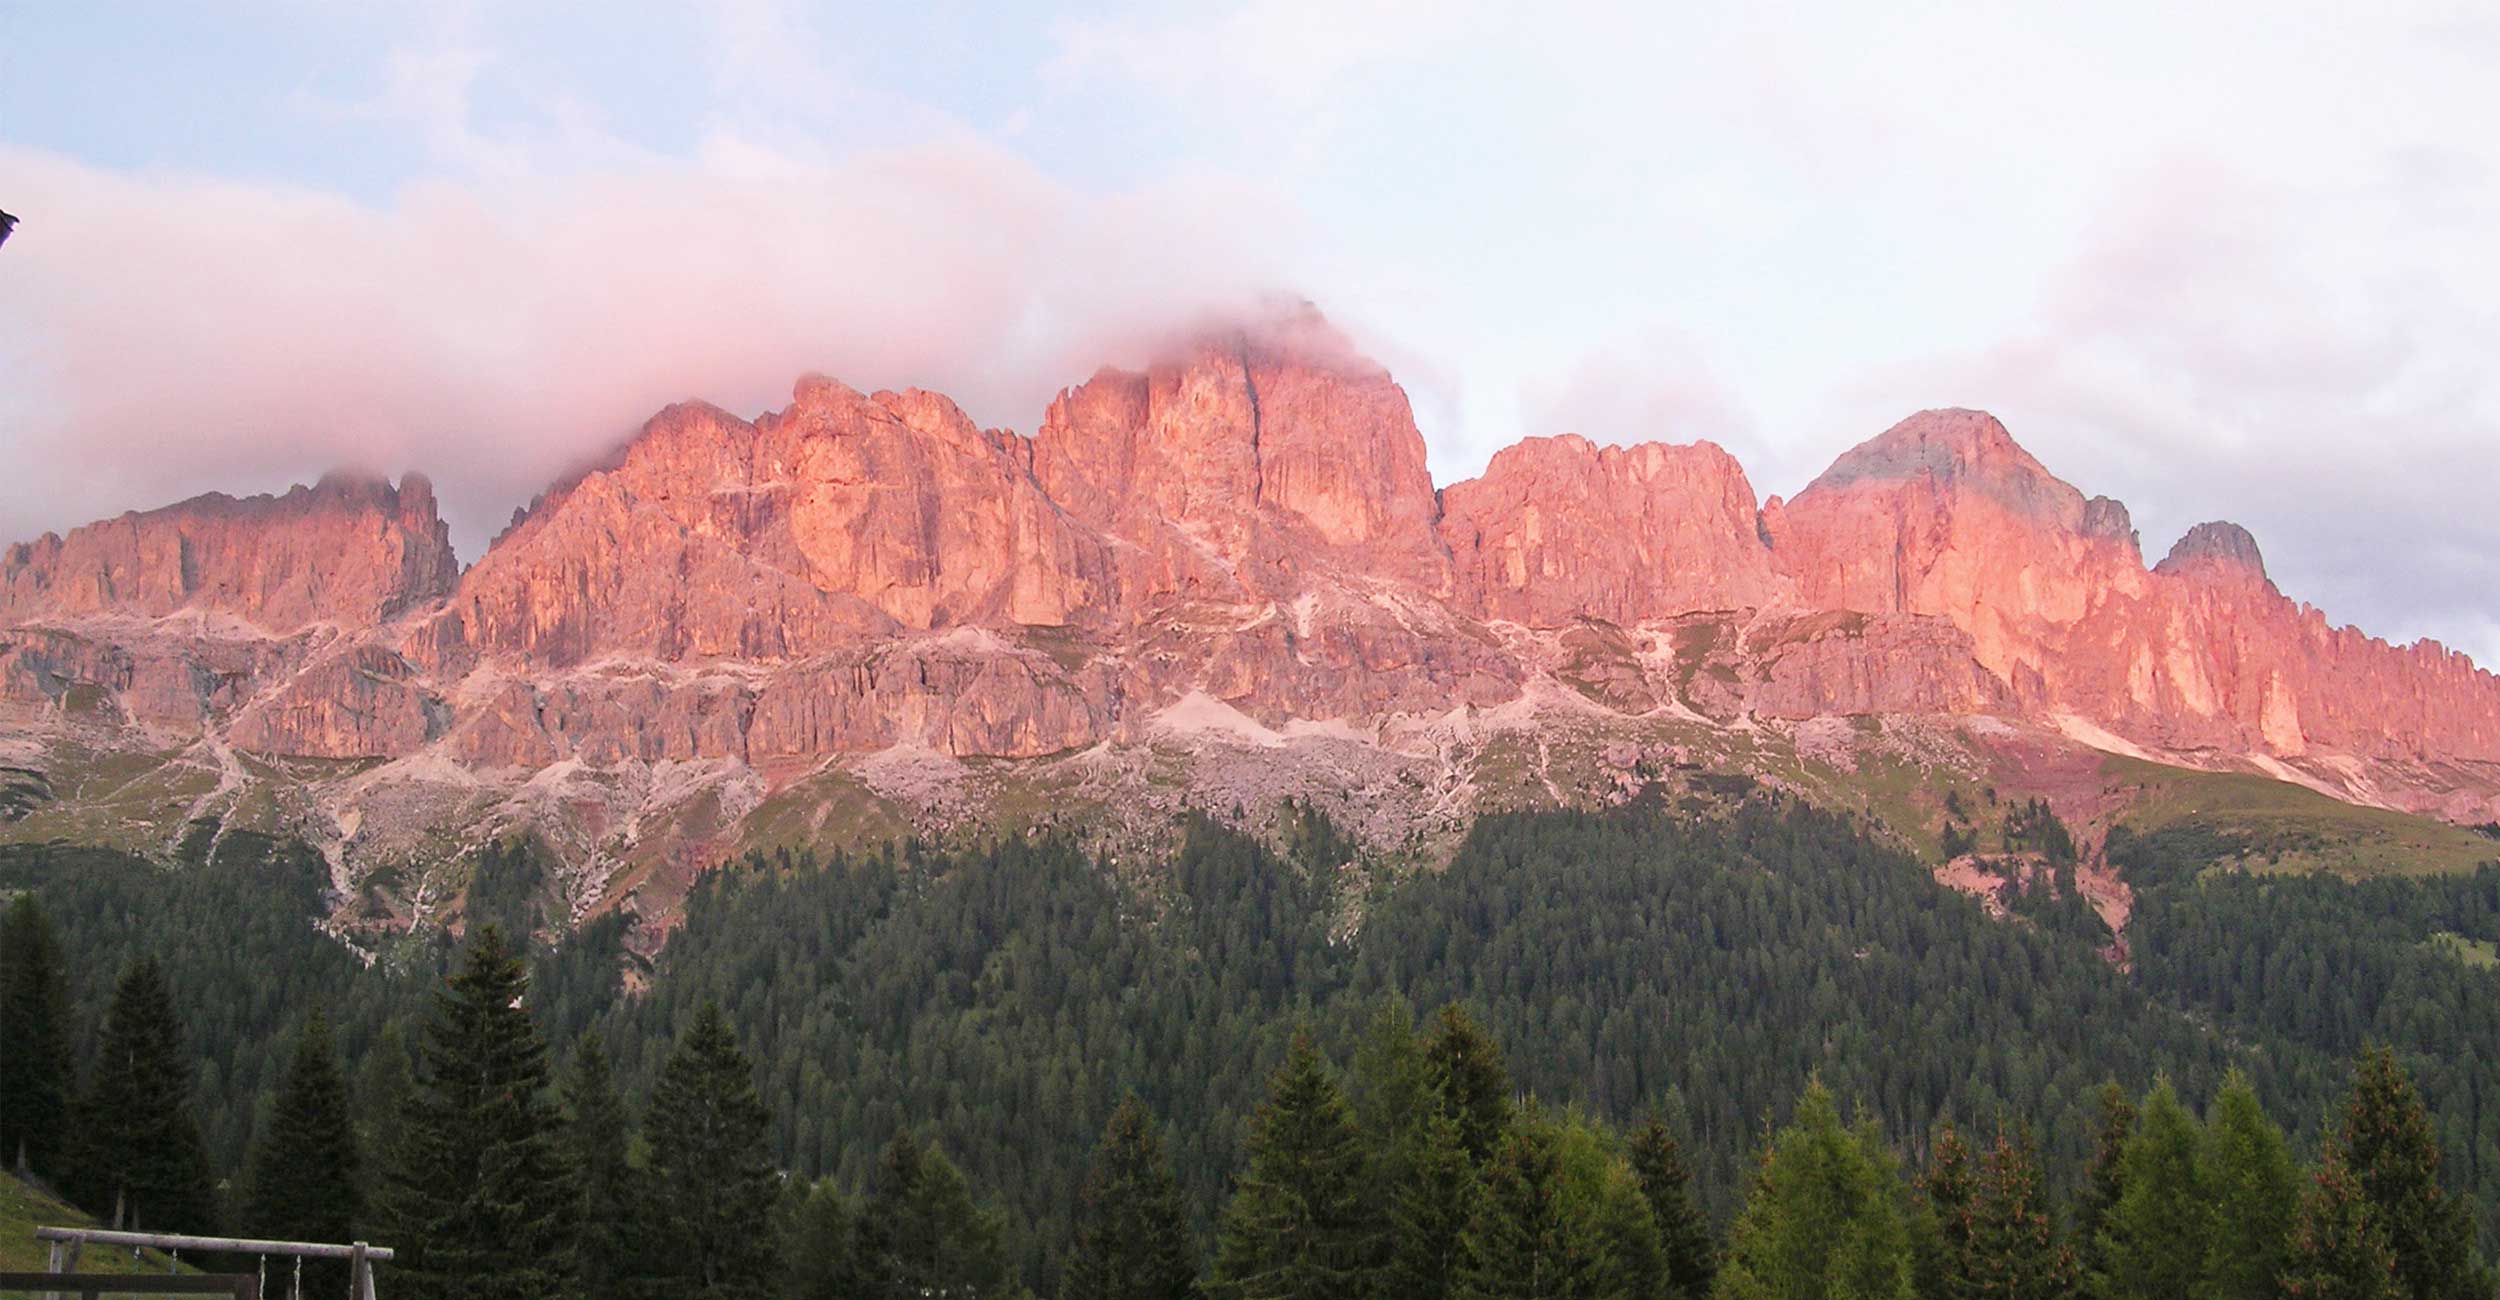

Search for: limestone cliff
xmin=7 ymin=319 xmax=2499 ymax=917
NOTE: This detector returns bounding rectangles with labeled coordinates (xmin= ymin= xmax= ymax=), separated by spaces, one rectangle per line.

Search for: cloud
xmin=1510 ymin=330 xmax=1769 ymax=480
xmin=7 ymin=0 xmax=2497 ymax=672
xmin=1049 ymin=0 xmax=1473 ymax=116
xmin=1046 ymin=0 xmax=2500 ymax=665
xmin=1844 ymin=157 xmax=2500 ymax=666
xmin=0 ymin=137 xmax=1299 ymax=560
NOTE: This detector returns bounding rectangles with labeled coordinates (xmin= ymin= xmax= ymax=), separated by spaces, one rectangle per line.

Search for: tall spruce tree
xmin=1917 ymin=1123 xmax=1979 ymax=1299
xmin=1554 ymin=1114 xmax=1666 ymax=1300
xmin=1713 ymin=1080 xmax=1915 ymax=1300
xmin=1627 ymin=1110 xmax=1716 ymax=1300
xmin=0 ymin=895 xmax=72 ymax=1179
xmin=1060 ymin=1094 xmax=1198 ymax=1300
xmin=642 ymin=1002 xmax=779 ymax=1300
xmin=1208 ymin=1033 xmax=1378 ymax=1300
xmin=2098 ymin=1079 xmax=2211 ymax=1300
xmin=2282 ymin=1160 xmax=2402 ymax=1300
xmin=356 ymin=1020 xmax=415 ymax=1161
xmin=561 ymin=1032 xmax=643 ymax=1296
xmin=241 ymin=1011 xmax=363 ymax=1296
xmin=781 ymin=1178 xmax=853 ymax=1300
xmin=1351 ymin=996 xmax=1433 ymax=1215
xmin=1380 ymin=1111 xmax=1479 ymax=1300
xmin=1963 ymin=1125 xmax=2078 ymax=1300
xmin=2201 ymin=1072 xmax=2299 ymax=1300
xmin=2073 ymin=1081 xmax=2136 ymax=1288
xmin=1424 ymin=1005 xmax=1512 ymax=1168
xmin=377 ymin=926 xmax=578 ymax=1300
xmin=1454 ymin=1112 xmax=1602 ymax=1300
xmin=2331 ymin=1047 xmax=2481 ymax=1300
xmin=70 ymin=956 xmax=219 ymax=1233
xmin=849 ymin=1129 xmax=1019 ymax=1300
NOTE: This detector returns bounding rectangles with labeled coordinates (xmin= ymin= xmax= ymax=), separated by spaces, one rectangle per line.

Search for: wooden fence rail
xmin=27 ymin=1228 xmax=390 ymax=1300
xmin=0 ymin=1272 xmax=259 ymax=1299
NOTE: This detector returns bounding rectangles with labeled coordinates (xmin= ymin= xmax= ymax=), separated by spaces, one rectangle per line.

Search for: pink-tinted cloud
xmin=1512 ymin=330 xmax=1767 ymax=482
xmin=0 ymin=138 xmax=1299 ymax=560
xmin=1842 ymin=158 xmax=2500 ymax=667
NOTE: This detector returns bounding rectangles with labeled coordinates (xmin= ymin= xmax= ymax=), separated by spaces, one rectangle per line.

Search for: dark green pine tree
xmin=1963 ymin=1125 xmax=2078 ymax=1300
xmin=1059 ymin=1093 xmax=1198 ymax=1300
xmin=1423 ymin=1005 xmax=1512 ymax=1167
xmin=848 ymin=1129 xmax=1019 ymax=1300
xmin=1626 ymin=1110 xmax=1716 ymax=1300
xmin=355 ymin=1020 xmax=416 ymax=1164
xmin=377 ymin=926 xmax=579 ymax=1300
xmin=1917 ymin=1122 xmax=1978 ymax=1299
xmin=642 ymin=1003 xmax=779 ymax=1300
xmin=2201 ymin=1071 xmax=2299 ymax=1300
xmin=560 ymin=1032 xmax=644 ymax=1297
xmin=2331 ymin=1047 xmax=2481 ymax=1300
xmin=1454 ymin=1114 xmax=1601 ymax=1300
xmin=1379 ymin=1112 xmax=1478 ymax=1300
xmin=780 ymin=1178 xmax=853 ymax=1300
xmin=0 ymin=895 xmax=73 ymax=1179
xmin=1561 ymin=1117 xmax=1664 ymax=1300
xmin=1351 ymin=996 xmax=1433 ymax=1213
xmin=1712 ymin=1081 xmax=1915 ymax=1300
xmin=851 ymin=1131 xmax=931 ymax=1298
xmin=1208 ymin=1033 xmax=1379 ymax=1300
xmin=2097 ymin=1079 xmax=2210 ymax=1300
xmin=70 ymin=957 xmax=219 ymax=1233
xmin=2072 ymin=1081 xmax=2135 ymax=1289
xmin=240 ymin=1011 xmax=364 ymax=1296
xmin=2282 ymin=1159 xmax=2402 ymax=1300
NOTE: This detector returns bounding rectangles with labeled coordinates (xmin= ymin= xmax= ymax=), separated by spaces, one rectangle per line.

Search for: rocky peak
xmin=0 ymin=472 xmax=458 ymax=633
xmin=1765 ymin=407 xmax=2167 ymax=702
xmin=1769 ymin=410 xmax=2104 ymax=611
xmin=2080 ymin=495 xmax=2138 ymax=548
xmin=2156 ymin=520 xmax=2268 ymax=582
xmin=1441 ymin=433 xmax=1783 ymax=625
xmin=1032 ymin=309 xmax=1446 ymax=601
xmin=1800 ymin=408 xmax=2081 ymax=523
xmin=432 ymin=371 xmax=1114 ymax=671
xmin=11 ymin=331 xmax=2500 ymax=854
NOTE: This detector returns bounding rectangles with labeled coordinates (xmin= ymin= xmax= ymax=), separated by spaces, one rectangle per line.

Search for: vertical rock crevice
xmin=1236 ymin=334 xmax=1263 ymax=506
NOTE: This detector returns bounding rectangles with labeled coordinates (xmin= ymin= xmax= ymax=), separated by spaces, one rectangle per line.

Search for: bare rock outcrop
xmin=1442 ymin=434 xmax=1783 ymax=626
xmin=1032 ymin=315 xmax=1448 ymax=606
xmin=425 ymin=381 xmax=1114 ymax=673
xmin=1768 ymin=411 xmax=2500 ymax=763
xmin=7 ymin=315 xmax=2500 ymax=858
xmin=1 ymin=474 xmax=456 ymax=633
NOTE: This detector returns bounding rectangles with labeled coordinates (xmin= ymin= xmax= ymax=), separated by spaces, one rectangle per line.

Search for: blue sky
xmin=3 ymin=0 xmax=2496 ymax=665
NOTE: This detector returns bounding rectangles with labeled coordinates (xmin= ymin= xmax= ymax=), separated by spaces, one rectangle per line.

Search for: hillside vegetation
xmin=9 ymin=788 xmax=2500 ymax=1284
xmin=0 ymin=1169 xmax=186 ymax=1276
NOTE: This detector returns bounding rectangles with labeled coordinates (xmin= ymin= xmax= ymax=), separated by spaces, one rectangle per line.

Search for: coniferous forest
xmin=3 ymin=792 xmax=2500 ymax=1296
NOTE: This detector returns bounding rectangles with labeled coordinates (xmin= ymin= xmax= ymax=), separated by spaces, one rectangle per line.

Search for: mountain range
xmin=6 ymin=307 xmax=2496 ymax=935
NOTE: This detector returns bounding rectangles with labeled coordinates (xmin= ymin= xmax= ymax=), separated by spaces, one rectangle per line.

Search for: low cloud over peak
xmin=0 ymin=138 xmax=1298 ymax=560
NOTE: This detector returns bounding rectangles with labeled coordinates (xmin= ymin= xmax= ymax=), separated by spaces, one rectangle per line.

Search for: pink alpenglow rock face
xmin=1442 ymin=433 xmax=1783 ymax=626
xmin=5 ymin=308 xmax=2500 ymax=826
xmin=1032 ymin=314 xmax=1449 ymax=606
xmin=425 ymin=379 xmax=1115 ymax=673
xmin=1 ymin=473 xmax=458 ymax=634
xmin=2154 ymin=520 xmax=2268 ymax=582
xmin=1764 ymin=412 xmax=2500 ymax=765
xmin=1764 ymin=408 xmax=2151 ymax=693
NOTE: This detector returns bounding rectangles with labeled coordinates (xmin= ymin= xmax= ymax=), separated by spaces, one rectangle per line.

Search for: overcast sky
xmin=2 ymin=1 xmax=2494 ymax=664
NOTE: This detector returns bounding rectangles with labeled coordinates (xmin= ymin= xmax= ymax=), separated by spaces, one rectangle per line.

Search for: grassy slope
xmin=0 ymin=1170 xmax=188 ymax=1277
xmin=2101 ymin=754 xmax=2499 ymax=876
xmin=1744 ymin=719 xmax=2498 ymax=883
